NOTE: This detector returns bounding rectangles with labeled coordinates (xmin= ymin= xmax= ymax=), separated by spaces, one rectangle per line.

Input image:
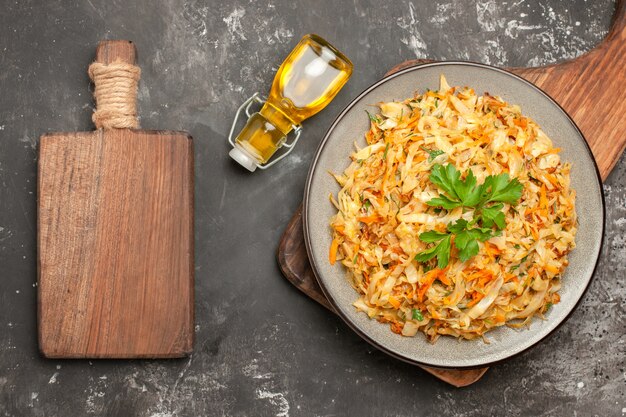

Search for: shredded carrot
xmin=329 ymin=238 xmax=340 ymax=265
xmin=413 ymin=154 xmax=427 ymax=164
xmin=530 ymin=226 xmax=539 ymax=240
xmin=495 ymin=312 xmax=506 ymax=323
xmin=405 ymin=113 xmax=421 ymax=128
xmin=388 ymin=296 xmax=401 ymax=309
xmin=483 ymin=243 xmax=495 ymax=262
xmin=380 ymin=162 xmax=396 ymax=190
xmin=525 ymin=206 xmax=542 ymax=216
xmin=357 ymin=214 xmax=383 ymax=224
xmin=504 ymin=273 xmax=518 ymax=283
xmin=546 ymin=173 xmax=560 ymax=188
xmin=437 ymin=274 xmax=452 ymax=286
xmin=466 ymin=269 xmax=491 ymax=282
xmin=418 ymin=269 xmax=441 ymax=302
xmin=544 ymin=264 xmax=560 ymax=274
xmin=477 ymin=271 xmax=495 ymax=288
xmin=390 ymin=321 xmax=403 ymax=334
xmin=513 ymin=117 xmax=528 ymax=129
xmin=467 ymin=291 xmax=484 ymax=307
xmin=485 ymin=242 xmax=501 ymax=255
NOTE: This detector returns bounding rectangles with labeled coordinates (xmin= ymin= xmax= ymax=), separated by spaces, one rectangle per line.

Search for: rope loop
xmin=88 ymin=61 xmax=141 ymax=129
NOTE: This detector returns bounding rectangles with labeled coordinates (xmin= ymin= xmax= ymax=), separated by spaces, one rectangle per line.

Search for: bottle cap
xmin=229 ymin=146 xmax=258 ymax=172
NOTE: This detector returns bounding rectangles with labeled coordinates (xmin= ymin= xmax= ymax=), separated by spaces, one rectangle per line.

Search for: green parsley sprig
xmin=414 ymin=219 xmax=493 ymax=268
xmin=426 ymin=164 xmax=523 ymax=218
xmin=415 ymin=164 xmax=523 ymax=268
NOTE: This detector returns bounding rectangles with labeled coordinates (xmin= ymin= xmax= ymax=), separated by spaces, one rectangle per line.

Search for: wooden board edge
xmin=276 ymin=206 xmax=334 ymax=311
xmin=423 ymin=366 xmax=489 ymax=387
xmin=36 ymin=137 xmax=46 ymax=359
xmin=40 ymin=351 xmax=192 ymax=359
xmin=185 ymin=133 xmax=196 ymax=355
xmin=40 ymin=129 xmax=194 ymax=139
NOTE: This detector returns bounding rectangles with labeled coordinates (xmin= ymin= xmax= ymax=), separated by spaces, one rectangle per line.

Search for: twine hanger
xmin=88 ymin=60 xmax=141 ymax=129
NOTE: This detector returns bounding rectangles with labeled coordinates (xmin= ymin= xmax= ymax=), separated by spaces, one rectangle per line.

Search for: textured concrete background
xmin=0 ymin=0 xmax=624 ymax=416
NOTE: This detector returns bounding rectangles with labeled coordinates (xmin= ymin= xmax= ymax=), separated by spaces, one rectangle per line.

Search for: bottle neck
xmin=259 ymin=101 xmax=296 ymax=135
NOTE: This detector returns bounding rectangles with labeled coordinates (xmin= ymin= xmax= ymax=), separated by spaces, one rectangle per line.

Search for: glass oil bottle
xmin=229 ymin=34 xmax=353 ymax=171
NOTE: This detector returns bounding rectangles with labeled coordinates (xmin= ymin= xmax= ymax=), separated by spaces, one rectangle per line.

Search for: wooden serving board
xmin=278 ymin=1 xmax=624 ymax=387
xmin=38 ymin=41 xmax=194 ymax=358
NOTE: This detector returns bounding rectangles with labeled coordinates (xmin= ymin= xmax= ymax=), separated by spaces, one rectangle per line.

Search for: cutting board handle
xmin=89 ymin=40 xmax=141 ymax=129
xmin=95 ymin=40 xmax=137 ymax=66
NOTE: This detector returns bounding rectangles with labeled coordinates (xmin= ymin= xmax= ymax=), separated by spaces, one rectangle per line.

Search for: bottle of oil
xmin=229 ymin=34 xmax=353 ymax=171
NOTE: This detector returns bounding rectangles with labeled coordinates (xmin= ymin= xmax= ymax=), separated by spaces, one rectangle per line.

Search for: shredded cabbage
xmin=328 ymin=75 xmax=577 ymax=342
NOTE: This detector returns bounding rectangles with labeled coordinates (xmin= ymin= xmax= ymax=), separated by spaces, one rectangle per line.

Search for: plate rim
xmin=303 ymin=60 xmax=605 ymax=369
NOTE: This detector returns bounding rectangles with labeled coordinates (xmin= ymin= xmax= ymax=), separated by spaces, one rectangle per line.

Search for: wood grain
xmin=38 ymin=40 xmax=194 ymax=358
xmin=277 ymin=1 xmax=624 ymax=386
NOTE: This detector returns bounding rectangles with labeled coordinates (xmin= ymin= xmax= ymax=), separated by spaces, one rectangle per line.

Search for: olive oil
xmin=229 ymin=34 xmax=353 ymax=171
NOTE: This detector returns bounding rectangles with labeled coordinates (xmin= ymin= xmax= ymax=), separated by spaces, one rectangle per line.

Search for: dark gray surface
xmin=0 ymin=0 xmax=623 ymax=416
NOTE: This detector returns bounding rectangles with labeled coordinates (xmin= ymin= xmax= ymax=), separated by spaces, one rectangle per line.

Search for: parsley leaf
xmin=420 ymin=146 xmax=445 ymax=162
xmin=419 ymin=230 xmax=448 ymax=242
xmin=457 ymin=238 xmax=480 ymax=262
xmin=427 ymin=164 xmax=523 ymax=210
xmin=481 ymin=173 xmax=523 ymax=204
xmin=446 ymin=218 xmax=470 ymax=234
xmin=412 ymin=309 xmax=424 ymax=321
xmin=426 ymin=164 xmax=483 ymax=209
xmin=479 ymin=203 xmax=506 ymax=229
xmin=453 ymin=169 xmax=483 ymax=207
xmin=453 ymin=226 xmax=493 ymax=262
xmin=415 ymin=233 xmax=451 ymax=269
xmin=426 ymin=194 xmax=462 ymax=210
xmin=415 ymin=221 xmax=496 ymax=268
xmin=444 ymin=219 xmax=494 ymax=262
xmin=428 ymin=164 xmax=462 ymax=202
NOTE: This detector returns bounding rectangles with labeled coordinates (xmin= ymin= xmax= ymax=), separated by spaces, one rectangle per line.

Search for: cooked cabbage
xmin=329 ymin=75 xmax=577 ymax=342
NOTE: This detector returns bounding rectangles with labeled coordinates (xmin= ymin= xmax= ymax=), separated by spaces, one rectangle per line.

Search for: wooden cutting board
xmin=38 ymin=41 xmax=194 ymax=358
xmin=278 ymin=1 xmax=624 ymax=387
